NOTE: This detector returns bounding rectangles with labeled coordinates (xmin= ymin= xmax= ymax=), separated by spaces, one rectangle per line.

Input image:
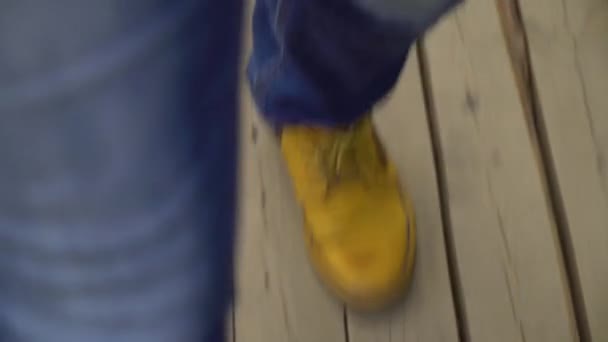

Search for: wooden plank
xmin=233 ymin=70 xmax=347 ymax=342
xmin=422 ymin=1 xmax=578 ymax=341
xmin=517 ymin=0 xmax=608 ymax=339
xmin=347 ymin=52 xmax=460 ymax=342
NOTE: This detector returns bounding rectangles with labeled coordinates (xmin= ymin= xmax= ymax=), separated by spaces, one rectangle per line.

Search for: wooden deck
xmin=232 ymin=0 xmax=608 ymax=341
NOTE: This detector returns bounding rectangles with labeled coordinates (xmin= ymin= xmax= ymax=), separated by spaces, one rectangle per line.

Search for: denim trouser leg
xmin=248 ymin=0 xmax=460 ymax=127
xmin=0 ymin=1 xmax=242 ymax=341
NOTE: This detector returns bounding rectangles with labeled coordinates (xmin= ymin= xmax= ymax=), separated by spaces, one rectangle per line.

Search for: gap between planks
xmin=417 ymin=43 xmax=469 ymax=342
xmin=420 ymin=0 xmax=578 ymax=340
xmin=494 ymin=0 xmax=590 ymax=340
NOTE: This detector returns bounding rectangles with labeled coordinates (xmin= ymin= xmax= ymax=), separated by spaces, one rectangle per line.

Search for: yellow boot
xmin=280 ymin=116 xmax=416 ymax=311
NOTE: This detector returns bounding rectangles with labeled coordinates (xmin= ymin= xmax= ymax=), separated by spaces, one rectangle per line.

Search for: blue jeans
xmin=0 ymin=0 xmax=457 ymax=341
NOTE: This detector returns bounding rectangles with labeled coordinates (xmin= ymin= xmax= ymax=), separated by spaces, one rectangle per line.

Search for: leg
xmin=0 ymin=1 xmax=242 ymax=341
xmin=248 ymin=0 xmax=459 ymax=126
xmin=247 ymin=0 xmax=459 ymax=310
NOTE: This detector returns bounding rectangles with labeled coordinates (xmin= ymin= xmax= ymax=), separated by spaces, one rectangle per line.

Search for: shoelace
xmin=316 ymin=122 xmax=386 ymax=195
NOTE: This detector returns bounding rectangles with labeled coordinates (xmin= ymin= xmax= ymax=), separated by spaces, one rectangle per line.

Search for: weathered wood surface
xmin=422 ymin=0 xmax=577 ymax=340
xmin=518 ymin=0 xmax=608 ymax=339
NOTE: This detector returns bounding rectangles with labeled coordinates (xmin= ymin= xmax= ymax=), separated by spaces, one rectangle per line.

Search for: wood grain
xmin=422 ymin=1 xmax=578 ymax=340
xmin=518 ymin=0 xmax=608 ymax=339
